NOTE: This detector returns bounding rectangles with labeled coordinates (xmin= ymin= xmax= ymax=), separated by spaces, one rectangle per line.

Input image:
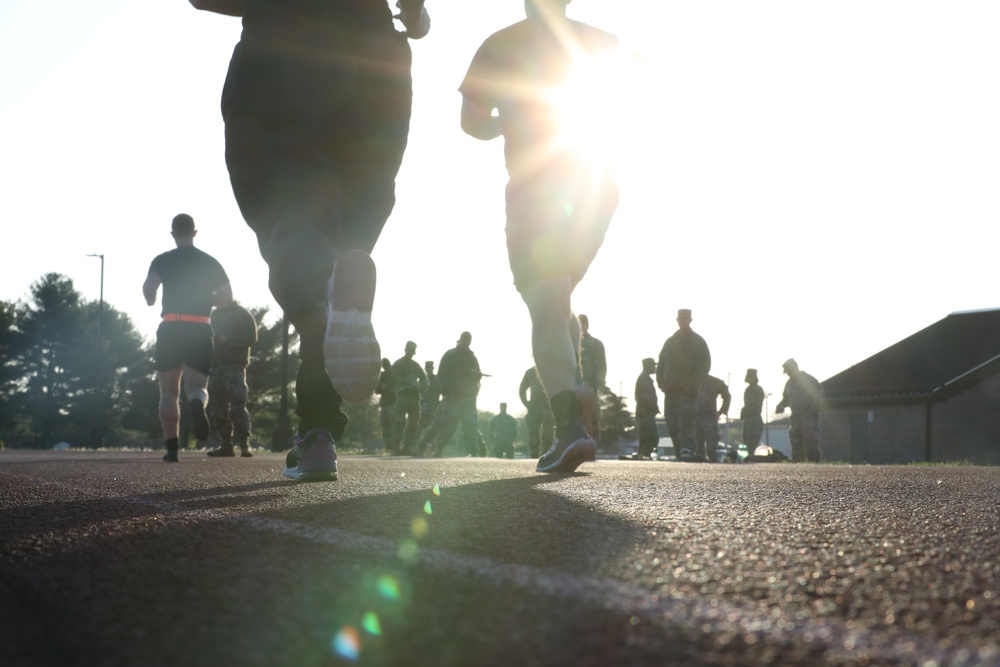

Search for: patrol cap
xmin=171 ymin=213 xmax=195 ymax=236
xmin=782 ymin=358 xmax=798 ymax=373
xmin=745 ymin=368 xmax=758 ymax=380
xmin=642 ymin=357 xmax=656 ymax=368
xmin=405 ymin=340 xmax=417 ymax=352
xmin=677 ymin=309 xmax=692 ymax=320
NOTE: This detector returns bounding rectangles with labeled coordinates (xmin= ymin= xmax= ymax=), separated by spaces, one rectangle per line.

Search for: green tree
xmin=246 ymin=309 xmax=299 ymax=448
xmin=598 ymin=387 xmax=633 ymax=453
xmin=0 ymin=300 xmax=29 ymax=441
xmin=10 ymin=273 xmax=151 ymax=448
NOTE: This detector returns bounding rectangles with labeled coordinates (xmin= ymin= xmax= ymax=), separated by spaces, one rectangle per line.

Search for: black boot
xmin=163 ymin=437 xmax=179 ymax=463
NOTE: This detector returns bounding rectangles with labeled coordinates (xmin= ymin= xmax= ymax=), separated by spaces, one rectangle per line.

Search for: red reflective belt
xmin=162 ymin=314 xmax=211 ymax=324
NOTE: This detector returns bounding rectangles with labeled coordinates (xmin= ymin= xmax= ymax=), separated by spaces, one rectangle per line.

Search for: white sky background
xmin=1 ymin=1 xmax=998 ymax=420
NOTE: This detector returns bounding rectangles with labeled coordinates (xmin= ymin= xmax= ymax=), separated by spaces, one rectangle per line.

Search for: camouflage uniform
xmin=489 ymin=407 xmax=519 ymax=458
xmin=421 ymin=362 xmax=441 ymax=434
xmin=741 ymin=373 xmax=765 ymax=448
xmin=695 ymin=375 xmax=731 ymax=462
xmin=519 ymin=366 xmax=554 ymax=458
xmin=419 ymin=335 xmax=484 ymax=457
xmin=776 ymin=361 xmax=823 ymax=462
xmin=634 ymin=360 xmax=660 ymax=458
xmin=207 ymin=303 xmax=258 ymax=453
xmin=390 ymin=348 xmax=428 ymax=455
xmin=657 ymin=316 xmax=711 ymax=460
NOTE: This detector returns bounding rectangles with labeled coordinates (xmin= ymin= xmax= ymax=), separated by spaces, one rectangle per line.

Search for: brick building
xmin=821 ymin=309 xmax=1000 ymax=465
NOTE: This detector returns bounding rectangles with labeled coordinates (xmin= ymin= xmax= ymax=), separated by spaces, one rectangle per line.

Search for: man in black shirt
xmin=143 ymin=214 xmax=232 ymax=462
xmin=189 ymin=0 xmax=430 ymax=482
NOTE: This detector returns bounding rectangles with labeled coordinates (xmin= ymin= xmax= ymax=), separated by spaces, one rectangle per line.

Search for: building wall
xmin=930 ymin=374 xmax=1000 ymax=465
xmin=821 ymin=404 xmax=928 ymax=464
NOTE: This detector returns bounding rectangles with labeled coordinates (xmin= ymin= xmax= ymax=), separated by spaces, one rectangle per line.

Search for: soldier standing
xmin=519 ymin=365 xmax=554 ymax=458
xmin=206 ymin=301 xmax=259 ymax=458
xmin=695 ymin=374 xmax=731 ymax=462
xmin=421 ymin=360 xmax=440 ymax=434
xmin=627 ymin=358 xmax=659 ymax=460
xmin=775 ymin=358 xmax=823 ymax=462
xmin=390 ymin=341 xmax=428 ymax=455
xmin=657 ymin=309 xmax=711 ymax=461
xmin=489 ymin=402 xmax=519 ymax=459
xmin=740 ymin=368 xmax=765 ymax=451
xmin=418 ymin=332 xmax=485 ymax=457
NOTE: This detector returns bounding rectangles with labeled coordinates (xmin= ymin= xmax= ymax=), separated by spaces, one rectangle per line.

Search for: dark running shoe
xmin=190 ymin=399 xmax=210 ymax=441
xmin=240 ymin=447 xmax=253 ymax=458
xmin=207 ymin=446 xmax=235 ymax=458
xmin=282 ymin=429 xmax=338 ymax=482
xmin=536 ymin=419 xmax=597 ymax=473
xmin=163 ymin=449 xmax=179 ymax=463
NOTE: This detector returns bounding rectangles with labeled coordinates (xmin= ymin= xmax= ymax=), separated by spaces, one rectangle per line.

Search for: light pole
xmin=86 ymin=254 xmax=105 ymax=448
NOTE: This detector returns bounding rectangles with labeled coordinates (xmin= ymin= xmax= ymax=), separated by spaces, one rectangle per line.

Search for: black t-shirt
xmin=222 ymin=0 xmax=400 ymax=117
xmin=149 ymin=246 xmax=229 ymax=317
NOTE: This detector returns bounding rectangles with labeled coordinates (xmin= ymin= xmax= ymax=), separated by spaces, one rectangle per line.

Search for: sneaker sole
xmin=283 ymin=467 xmax=338 ymax=482
xmin=324 ymin=250 xmax=380 ymax=403
xmin=536 ymin=438 xmax=597 ymax=473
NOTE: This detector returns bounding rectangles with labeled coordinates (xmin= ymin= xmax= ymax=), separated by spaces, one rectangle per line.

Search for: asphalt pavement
xmin=1 ymin=450 xmax=998 ymax=667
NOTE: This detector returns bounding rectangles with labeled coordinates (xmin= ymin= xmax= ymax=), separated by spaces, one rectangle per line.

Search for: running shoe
xmin=323 ymin=250 xmax=380 ymax=403
xmin=282 ymin=429 xmax=339 ymax=482
xmin=207 ymin=445 xmax=235 ymax=458
xmin=163 ymin=449 xmax=179 ymax=463
xmin=536 ymin=417 xmax=597 ymax=473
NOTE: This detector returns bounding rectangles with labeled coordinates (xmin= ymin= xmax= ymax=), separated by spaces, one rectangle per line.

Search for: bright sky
xmin=2 ymin=1 xmax=998 ymax=421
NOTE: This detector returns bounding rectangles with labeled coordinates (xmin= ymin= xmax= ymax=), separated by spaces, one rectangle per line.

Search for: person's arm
xmin=718 ymin=382 xmax=732 ymax=416
xmin=143 ymin=271 xmax=161 ymax=307
xmin=213 ymin=281 xmax=234 ymax=307
xmin=395 ymin=0 xmax=430 ymax=39
xmin=188 ymin=0 xmax=250 ymax=17
xmin=519 ymin=373 xmax=531 ymax=410
xmin=461 ymin=98 xmax=502 ymax=141
xmin=775 ymin=385 xmax=788 ymax=414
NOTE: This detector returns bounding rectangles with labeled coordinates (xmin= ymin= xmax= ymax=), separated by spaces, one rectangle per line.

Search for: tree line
xmin=0 ymin=273 xmax=301 ymax=450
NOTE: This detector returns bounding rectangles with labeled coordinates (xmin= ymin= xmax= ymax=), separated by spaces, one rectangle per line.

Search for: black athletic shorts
xmin=155 ymin=322 xmax=214 ymax=375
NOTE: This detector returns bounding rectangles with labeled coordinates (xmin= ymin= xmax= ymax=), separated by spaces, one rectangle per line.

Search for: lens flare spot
xmin=563 ymin=203 xmax=574 ymax=216
xmin=398 ymin=539 xmax=419 ymax=562
xmin=432 ymin=483 xmax=441 ymax=496
xmin=362 ymin=611 xmax=382 ymax=636
xmin=333 ymin=626 xmax=361 ymax=660
xmin=412 ymin=516 xmax=429 ymax=538
xmin=423 ymin=500 xmax=433 ymax=515
xmin=377 ymin=575 xmax=401 ymax=601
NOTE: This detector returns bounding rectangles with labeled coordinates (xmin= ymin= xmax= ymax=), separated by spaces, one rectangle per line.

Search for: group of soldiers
xmin=376 ymin=332 xmax=495 ymax=458
xmin=370 ymin=307 xmax=825 ymax=464
xmin=630 ymin=309 xmax=825 ymax=464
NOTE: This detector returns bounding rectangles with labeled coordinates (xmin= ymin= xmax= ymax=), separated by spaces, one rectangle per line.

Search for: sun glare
xmin=543 ymin=47 xmax=641 ymax=168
